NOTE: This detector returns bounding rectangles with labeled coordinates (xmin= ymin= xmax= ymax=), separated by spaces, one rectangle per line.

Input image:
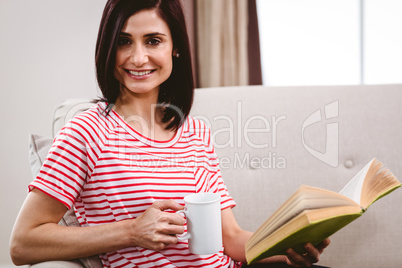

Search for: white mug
xmin=176 ymin=192 xmax=222 ymax=255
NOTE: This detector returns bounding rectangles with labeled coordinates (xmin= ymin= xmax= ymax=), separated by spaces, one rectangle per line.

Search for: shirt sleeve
xmin=193 ymin=121 xmax=236 ymax=210
xmin=29 ymin=114 xmax=97 ymax=209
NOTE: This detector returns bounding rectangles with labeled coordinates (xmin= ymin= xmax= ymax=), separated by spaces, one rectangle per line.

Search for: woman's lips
xmin=124 ymin=69 xmax=155 ymax=79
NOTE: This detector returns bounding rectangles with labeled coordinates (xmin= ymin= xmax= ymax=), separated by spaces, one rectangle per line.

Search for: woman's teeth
xmin=128 ymin=70 xmax=152 ymax=76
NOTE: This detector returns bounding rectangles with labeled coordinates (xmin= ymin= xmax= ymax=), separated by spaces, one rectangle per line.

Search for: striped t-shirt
xmin=29 ymin=102 xmax=238 ymax=268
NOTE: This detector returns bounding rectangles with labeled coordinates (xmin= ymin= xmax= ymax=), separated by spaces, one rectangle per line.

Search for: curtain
xmin=195 ymin=0 xmax=249 ymax=88
xmin=180 ymin=0 xmax=197 ymax=86
xmin=247 ymin=0 xmax=262 ymax=85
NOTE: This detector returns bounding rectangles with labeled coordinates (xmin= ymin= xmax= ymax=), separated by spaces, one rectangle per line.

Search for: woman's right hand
xmin=128 ymin=200 xmax=186 ymax=251
xmin=10 ymin=190 xmax=186 ymax=265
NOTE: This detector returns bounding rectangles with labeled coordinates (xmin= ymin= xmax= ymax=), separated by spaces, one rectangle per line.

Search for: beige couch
xmin=28 ymin=84 xmax=402 ymax=267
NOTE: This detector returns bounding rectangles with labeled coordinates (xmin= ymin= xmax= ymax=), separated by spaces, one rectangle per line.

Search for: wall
xmin=0 ymin=0 xmax=107 ymax=265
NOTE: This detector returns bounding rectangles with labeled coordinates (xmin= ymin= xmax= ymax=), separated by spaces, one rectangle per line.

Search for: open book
xmin=245 ymin=158 xmax=401 ymax=265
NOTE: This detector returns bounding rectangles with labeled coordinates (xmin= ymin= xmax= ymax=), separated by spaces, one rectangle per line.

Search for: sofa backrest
xmin=54 ymin=84 xmax=402 ymax=266
xmin=189 ymin=84 xmax=402 ymax=267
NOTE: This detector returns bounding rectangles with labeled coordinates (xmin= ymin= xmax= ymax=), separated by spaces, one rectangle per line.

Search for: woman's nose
xmin=131 ymin=45 xmax=148 ymax=67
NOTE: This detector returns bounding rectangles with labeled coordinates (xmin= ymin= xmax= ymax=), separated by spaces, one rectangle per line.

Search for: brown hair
xmin=95 ymin=0 xmax=194 ymax=130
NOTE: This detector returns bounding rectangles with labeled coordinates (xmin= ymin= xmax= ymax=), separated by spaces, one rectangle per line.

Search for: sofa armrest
xmin=29 ymin=260 xmax=83 ymax=268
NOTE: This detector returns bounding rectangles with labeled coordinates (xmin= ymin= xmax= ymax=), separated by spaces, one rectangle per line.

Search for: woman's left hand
xmin=284 ymin=238 xmax=331 ymax=267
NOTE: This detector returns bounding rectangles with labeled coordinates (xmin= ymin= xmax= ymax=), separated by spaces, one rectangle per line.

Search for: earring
xmin=174 ymin=52 xmax=180 ymax=58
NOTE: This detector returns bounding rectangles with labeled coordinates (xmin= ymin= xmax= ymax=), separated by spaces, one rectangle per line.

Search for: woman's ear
xmin=173 ymin=48 xmax=180 ymax=58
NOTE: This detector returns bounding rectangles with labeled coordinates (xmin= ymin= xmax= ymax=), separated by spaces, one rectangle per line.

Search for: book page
xmin=338 ymin=159 xmax=373 ymax=205
xmin=258 ymin=195 xmax=353 ymax=239
xmin=246 ymin=205 xmax=363 ymax=264
xmin=360 ymin=159 xmax=401 ymax=209
xmin=246 ymin=185 xmax=357 ymax=249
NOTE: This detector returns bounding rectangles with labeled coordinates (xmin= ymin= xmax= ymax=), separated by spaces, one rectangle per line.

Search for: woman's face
xmin=115 ymin=9 xmax=174 ymax=98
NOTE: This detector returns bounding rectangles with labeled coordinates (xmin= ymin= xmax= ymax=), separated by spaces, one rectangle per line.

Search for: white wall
xmin=0 ymin=0 xmax=107 ymax=265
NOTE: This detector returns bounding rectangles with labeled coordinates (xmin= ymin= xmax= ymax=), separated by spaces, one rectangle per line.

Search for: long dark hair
xmin=95 ymin=0 xmax=194 ymax=130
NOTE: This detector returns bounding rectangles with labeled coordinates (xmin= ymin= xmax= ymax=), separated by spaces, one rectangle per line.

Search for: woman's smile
xmin=124 ymin=69 xmax=156 ymax=80
xmin=114 ymin=9 xmax=174 ymax=96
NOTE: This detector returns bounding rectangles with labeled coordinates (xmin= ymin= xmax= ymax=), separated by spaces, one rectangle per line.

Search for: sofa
xmin=28 ymin=84 xmax=402 ymax=267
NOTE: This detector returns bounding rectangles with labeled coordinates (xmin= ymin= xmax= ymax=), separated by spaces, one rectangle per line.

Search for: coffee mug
xmin=176 ymin=192 xmax=222 ymax=255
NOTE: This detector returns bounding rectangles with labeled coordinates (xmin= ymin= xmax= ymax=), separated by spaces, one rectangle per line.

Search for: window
xmin=257 ymin=0 xmax=402 ymax=86
xmin=365 ymin=0 xmax=402 ymax=84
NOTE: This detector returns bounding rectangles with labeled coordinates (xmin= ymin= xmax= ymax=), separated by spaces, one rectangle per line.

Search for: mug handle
xmin=176 ymin=210 xmax=191 ymax=240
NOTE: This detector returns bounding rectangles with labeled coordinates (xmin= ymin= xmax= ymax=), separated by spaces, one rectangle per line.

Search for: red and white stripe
xmin=29 ymin=102 xmax=239 ymax=268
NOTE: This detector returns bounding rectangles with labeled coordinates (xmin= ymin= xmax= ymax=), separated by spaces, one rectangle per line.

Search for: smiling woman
xmin=112 ymin=9 xmax=177 ymax=140
xmin=10 ymin=0 xmax=330 ymax=267
xmin=95 ymin=0 xmax=194 ymax=131
xmin=114 ymin=10 xmax=174 ymax=96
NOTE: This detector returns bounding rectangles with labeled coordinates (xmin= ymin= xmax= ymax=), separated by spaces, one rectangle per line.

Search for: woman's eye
xmin=147 ymin=38 xmax=161 ymax=46
xmin=117 ymin=38 xmax=131 ymax=46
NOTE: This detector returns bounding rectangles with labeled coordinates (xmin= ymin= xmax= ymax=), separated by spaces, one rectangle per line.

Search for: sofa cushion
xmin=29 ymin=134 xmax=53 ymax=178
xmin=53 ymin=99 xmax=95 ymax=136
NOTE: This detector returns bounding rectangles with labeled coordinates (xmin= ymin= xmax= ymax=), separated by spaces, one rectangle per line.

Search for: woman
xmin=10 ymin=0 xmax=329 ymax=267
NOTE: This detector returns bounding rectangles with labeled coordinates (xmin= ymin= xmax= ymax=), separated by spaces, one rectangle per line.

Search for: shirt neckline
xmin=100 ymin=102 xmax=185 ymax=148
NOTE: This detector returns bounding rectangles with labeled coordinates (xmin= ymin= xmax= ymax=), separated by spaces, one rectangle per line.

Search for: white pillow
xmin=29 ymin=134 xmax=53 ymax=178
